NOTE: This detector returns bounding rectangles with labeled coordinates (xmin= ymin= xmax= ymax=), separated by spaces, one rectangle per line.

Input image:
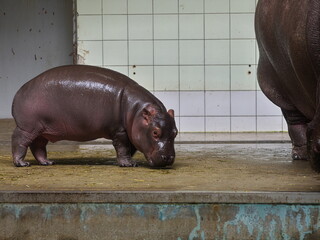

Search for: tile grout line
xmin=79 ymin=12 xmax=257 ymax=16
xmin=126 ymin=0 xmax=130 ymax=76
xmin=79 ymin=38 xmax=257 ymax=41
xmin=152 ymin=0 xmax=155 ymax=93
xmin=203 ymin=0 xmax=207 ymax=133
xmin=178 ymin=0 xmax=181 ymax=132
xmin=229 ymin=0 xmax=232 ymax=133
xmin=255 ymin=0 xmax=258 ymax=133
xmin=101 ymin=0 xmax=104 ymax=67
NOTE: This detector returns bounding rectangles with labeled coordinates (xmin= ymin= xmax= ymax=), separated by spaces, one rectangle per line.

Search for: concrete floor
xmin=1 ymin=119 xmax=319 ymax=192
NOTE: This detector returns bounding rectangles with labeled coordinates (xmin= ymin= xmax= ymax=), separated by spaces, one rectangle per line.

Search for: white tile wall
xmin=257 ymin=91 xmax=282 ymax=115
xmin=180 ymin=91 xmax=205 ymax=116
xmin=180 ymin=66 xmax=204 ymax=91
xmin=78 ymin=41 xmax=103 ymax=65
xmin=128 ymin=0 xmax=152 ymax=14
xmin=129 ymin=66 xmax=154 ymax=89
xmin=128 ymin=41 xmax=153 ymax=65
xmin=179 ymin=0 xmax=204 ymax=13
xmin=154 ymin=40 xmax=179 ymax=65
xmin=231 ymin=116 xmax=256 ymax=132
xmin=103 ymin=15 xmax=127 ymax=40
xmin=180 ymin=40 xmax=204 ymax=65
xmin=180 ymin=117 xmax=205 ymax=132
xmin=103 ymin=0 xmax=127 ymax=14
xmin=154 ymin=0 xmax=178 ymax=13
xmin=205 ymin=40 xmax=229 ymax=64
xmin=154 ymin=91 xmax=180 ymax=115
xmin=257 ymin=116 xmax=283 ymax=132
xmin=205 ymin=65 xmax=230 ymax=90
xmin=206 ymin=117 xmax=230 ymax=132
xmin=205 ymin=91 xmax=230 ymax=116
xmin=77 ymin=16 xmax=102 ymax=40
xmin=231 ymin=91 xmax=256 ymax=116
xmin=231 ymin=14 xmax=255 ymax=38
xmin=103 ymin=41 xmax=127 ymax=65
xmin=128 ymin=15 xmax=153 ymax=39
xmin=231 ymin=40 xmax=256 ymax=64
xmin=205 ymin=14 xmax=229 ymax=39
xmin=154 ymin=66 xmax=179 ymax=90
xmin=77 ymin=0 xmax=286 ymax=133
xmin=230 ymin=0 xmax=256 ymax=13
xmin=78 ymin=0 xmax=101 ymax=14
xmin=205 ymin=0 xmax=229 ymax=13
xmin=230 ymin=65 xmax=256 ymax=90
xmin=154 ymin=15 xmax=178 ymax=39
xmin=179 ymin=14 xmax=203 ymax=39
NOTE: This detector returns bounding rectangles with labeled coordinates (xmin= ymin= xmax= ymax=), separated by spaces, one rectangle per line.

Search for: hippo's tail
xmin=11 ymin=93 xmax=18 ymax=119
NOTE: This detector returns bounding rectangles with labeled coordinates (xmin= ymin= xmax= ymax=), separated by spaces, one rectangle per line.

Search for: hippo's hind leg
xmin=257 ymin=52 xmax=308 ymax=161
xmin=282 ymin=109 xmax=308 ymax=160
xmin=30 ymin=136 xmax=54 ymax=166
xmin=12 ymin=127 xmax=34 ymax=167
xmin=307 ymin=106 xmax=320 ymax=172
xmin=112 ymin=131 xmax=137 ymax=167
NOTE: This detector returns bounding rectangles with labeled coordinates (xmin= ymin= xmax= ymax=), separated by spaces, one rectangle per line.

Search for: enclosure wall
xmin=76 ymin=0 xmax=285 ymax=133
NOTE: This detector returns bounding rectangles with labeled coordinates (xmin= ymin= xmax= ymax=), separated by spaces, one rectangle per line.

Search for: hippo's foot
xmin=13 ymin=159 xmax=31 ymax=167
xmin=291 ymin=145 xmax=308 ymax=160
xmin=38 ymin=159 xmax=55 ymax=166
xmin=307 ymin=138 xmax=320 ymax=172
xmin=309 ymin=151 xmax=320 ymax=173
xmin=118 ymin=158 xmax=138 ymax=167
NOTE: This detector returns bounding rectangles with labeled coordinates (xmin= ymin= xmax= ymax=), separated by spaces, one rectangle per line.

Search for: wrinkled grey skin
xmin=12 ymin=65 xmax=178 ymax=168
xmin=255 ymin=0 xmax=320 ymax=171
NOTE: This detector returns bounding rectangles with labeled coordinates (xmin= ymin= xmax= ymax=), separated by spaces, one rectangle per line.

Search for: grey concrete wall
xmin=1 ymin=191 xmax=320 ymax=239
xmin=0 ymin=0 xmax=74 ymax=118
xmin=1 ymin=203 xmax=320 ymax=239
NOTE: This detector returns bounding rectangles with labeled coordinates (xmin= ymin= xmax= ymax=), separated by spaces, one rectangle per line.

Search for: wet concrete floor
xmin=1 ymin=119 xmax=320 ymax=192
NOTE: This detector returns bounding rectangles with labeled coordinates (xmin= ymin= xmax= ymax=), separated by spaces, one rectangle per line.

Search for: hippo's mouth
xmin=146 ymin=157 xmax=156 ymax=167
xmin=145 ymin=155 xmax=158 ymax=168
xmin=145 ymin=152 xmax=174 ymax=168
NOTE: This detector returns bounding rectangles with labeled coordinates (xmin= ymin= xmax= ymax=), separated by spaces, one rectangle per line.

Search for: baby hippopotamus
xmin=11 ymin=65 xmax=178 ymax=168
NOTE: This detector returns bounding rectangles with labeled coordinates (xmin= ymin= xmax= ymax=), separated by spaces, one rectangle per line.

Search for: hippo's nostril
xmin=161 ymin=155 xmax=174 ymax=164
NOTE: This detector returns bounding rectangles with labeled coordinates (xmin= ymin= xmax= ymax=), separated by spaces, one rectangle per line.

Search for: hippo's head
xmin=130 ymin=104 xmax=178 ymax=168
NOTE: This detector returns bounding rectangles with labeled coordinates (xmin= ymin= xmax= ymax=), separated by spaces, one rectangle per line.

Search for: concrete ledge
xmin=0 ymin=190 xmax=319 ymax=204
xmin=88 ymin=132 xmax=291 ymax=144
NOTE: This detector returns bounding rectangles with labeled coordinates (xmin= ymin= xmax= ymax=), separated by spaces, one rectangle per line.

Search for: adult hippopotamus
xmin=255 ymin=0 xmax=320 ymax=171
xmin=12 ymin=65 xmax=178 ymax=168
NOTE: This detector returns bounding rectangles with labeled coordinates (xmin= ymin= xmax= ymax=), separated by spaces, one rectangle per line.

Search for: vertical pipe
xmin=72 ymin=0 xmax=78 ymax=64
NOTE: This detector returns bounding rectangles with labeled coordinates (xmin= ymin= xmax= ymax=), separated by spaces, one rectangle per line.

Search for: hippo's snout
xmin=161 ymin=155 xmax=175 ymax=165
xmin=147 ymin=153 xmax=175 ymax=168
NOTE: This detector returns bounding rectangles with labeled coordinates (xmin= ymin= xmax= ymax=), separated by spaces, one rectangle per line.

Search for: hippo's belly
xmin=256 ymin=0 xmax=318 ymax=119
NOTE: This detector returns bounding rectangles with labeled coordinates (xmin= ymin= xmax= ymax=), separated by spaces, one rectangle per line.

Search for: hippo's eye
xmin=152 ymin=128 xmax=161 ymax=139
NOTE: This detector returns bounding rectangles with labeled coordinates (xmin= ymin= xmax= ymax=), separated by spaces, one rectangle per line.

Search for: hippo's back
xmin=12 ymin=65 xmax=139 ymax=141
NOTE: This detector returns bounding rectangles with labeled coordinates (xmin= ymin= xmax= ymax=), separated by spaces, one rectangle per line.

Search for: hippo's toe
xmin=291 ymin=145 xmax=308 ymax=160
xmin=118 ymin=158 xmax=138 ymax=167
xmin=14 ymin=160 xmax=31 ymax=167
xmin=39 ymin=159 xmax=55 ymax=166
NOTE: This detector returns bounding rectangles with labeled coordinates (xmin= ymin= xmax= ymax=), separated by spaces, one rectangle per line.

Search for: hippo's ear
xmin=168 ymin=109 xmax=174 ymax=118
xmin=142 ymin=105 xmax=158 ymax=124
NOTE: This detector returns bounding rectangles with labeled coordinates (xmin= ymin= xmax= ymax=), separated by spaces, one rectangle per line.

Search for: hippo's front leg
xmin=112 ymin=131 xmax=137 ymax=167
